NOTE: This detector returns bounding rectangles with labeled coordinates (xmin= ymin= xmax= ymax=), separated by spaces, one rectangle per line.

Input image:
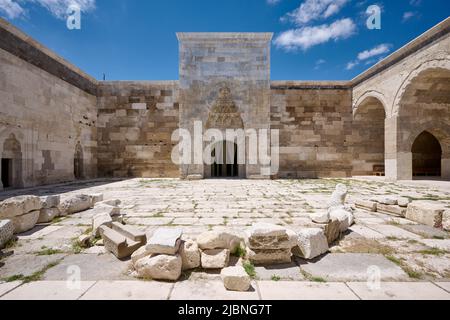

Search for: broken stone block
xmin=246 ymin=223 xmax=287 ymax=238
xmin=197 ymin=230 xmax=242 ymax=251
xmin=135 ymin=254 xmax=182 ymax=281
xmin=246 ymin=247 xmax=292 ymax=265
xmin=146 ymin=228 xmax=182 ymax=255
xmin=10 ymin=210 xmax=40 ymax=234
xmin=370 ymin=196 xmax=398 ymax=205
xmin=246 ymin=228 xmax=297 ymax=250
xmin=406 ymin=201 xmax=445 ymax=228
xmin=293 ymin=228 xmax=329 ymax=260
xmin=0 ymin=219 xmax=14 ymax=249
xmin=329 ymin=208 xmax=354 ymax=232
xmin=201 ymin=249 xmax=230 ymax=269
xmin=355 ymin=199 xmax=377 ymax=212
xmin=324 ymin=218 xmax=341 ymax=244
xmin=37 ymin=208 xmax=60 ymax=224
xmin=443 ymin=210 xmax=450 ymax=232
xmin=221 ymin=266 xmax=251 ymax=292
xmin=398 ymin=197 xmax=411 ymax=208
xmin=59 ymin=194 xmax=91 ymax=216
xmin=131 ymin=246 xmax=152 ymax=264
xmin=328 ymin=184 xmax=348 ymax=208
xmin=180 ymin=239 xmax=201 ymax=270
xmin=0 ymin=195 xmax=42 ymax=218
xmin=377 ymin=204 xmax=407 ymax=217
xmin=78 ymin=234 xmax=91 ymax=248
xmin=39 ymin=195 xmax=60 ymax=209
xmin=99 ymin=225 xmax=144 ymax=259
xmin=89 ymin=193 xmax=104 ymax=207
xmin=310 ymin=211 xmax=330 ymax=224
xmin=95 ymin=199 xmax=121 ymax=207
xmin=92 ymin=213 xmax=113 ymax=237
xmin=111 ymin=222 xmax=146 ymax=244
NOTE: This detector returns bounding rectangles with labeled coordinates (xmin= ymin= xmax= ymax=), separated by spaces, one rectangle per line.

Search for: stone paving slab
xmin=400 ymin=225 xmax=449 ymax=239
xmin=257 ymin=281 xmax=359 ymax=300
xmin=348 ymin=225 xmax=385 ymax=239
xmin=170 ymin=279 xmax=259 ymax=300
xmin=254 ymin=263 xmax=305 ymax=281
xmin=347 ymin=282 xmax=450 ymax=300
xmin=80 ymin=280 xmax=173 ymax=300
xmin=0 ymin=253 xmax=66 ymax=279
xmin=366 ymin=224 xmax=423 ymax=240
xmin=43 ymin=253 xmax=132 ymax=281
xmin=434 ymin=282 xmax=450 ymax=293
xmin=0 ymin=281 xmax=95 ymax=300
xmin=0 ymin=281 xmax=22 ymax=297
xmin=300 ymin=254 xmax=408 ymax=282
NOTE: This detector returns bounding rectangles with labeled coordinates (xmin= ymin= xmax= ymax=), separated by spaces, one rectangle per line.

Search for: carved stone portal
xmin=206 ymin=87 xmax=244 ymax=129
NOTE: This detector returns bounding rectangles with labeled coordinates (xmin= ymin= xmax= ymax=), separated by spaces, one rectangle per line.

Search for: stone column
xmin=385 ymin=116 xmax=413 ymax=181
xmin=442 ymin=155 xmax=450 ymax=180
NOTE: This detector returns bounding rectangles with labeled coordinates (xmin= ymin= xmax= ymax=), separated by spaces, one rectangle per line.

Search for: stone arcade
xmin=0 ymin=18 xmax=449 ymax=191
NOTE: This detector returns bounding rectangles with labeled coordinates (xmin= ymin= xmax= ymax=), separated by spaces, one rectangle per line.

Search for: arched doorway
xmin=352 ymin=96 xmax=386 ymax=176
xmin=74 ymin=142 xmax=84 ymax=180
xmin=205 ymin=87 xmax=246 ymax=179
xmin=211 ymin=141 xmax=239 ymax=178
xmin=396 ymin=67 xmax=450 ymax=180
xmin=412 ymin=131 xmax=442 ymax=177
xmin=1 ymin=133 xmax=23 ymax=189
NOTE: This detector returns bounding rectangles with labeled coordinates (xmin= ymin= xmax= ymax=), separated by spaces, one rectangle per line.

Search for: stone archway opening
xmin=211 ymin=141 xmax=239 ymax=178
xmin=1 ymin=133 xmax=23 ymax=189
xmin=412 ymin=131 xmax=442 ymax=178
xmin=396 ymin=67 xmax=450 ymax=180
xmin=74 ymin=142 xmax=84 ymax=180
xmin=352 ymin=96 xmax=386 ymax=176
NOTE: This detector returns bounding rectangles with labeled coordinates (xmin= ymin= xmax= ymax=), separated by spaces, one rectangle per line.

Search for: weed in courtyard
xmin=243 ymin=261 xmax=256 ymax=279
xmin=152 ymin=212 xmax=165 ymax=218
xmin=3 ymin=237 xmax=18 ymax=249
xmin=71 ymin=239 xmax=84 ymax=254
xmin=51 ymin=216 xmax=65 ymax=224
xmin=336 ymin=238 xmax=394 ymax=255
xmin=417 ymin=248 xmax=447 ymax=256
xmin=36 ymin=248 xmax=63 ymax=256
xmin=301 ymin=270 xmax=327 ymax=283
xmin=231 ymin=245 xmax=246 ymax=258
xmin=271 ymin=275 xmax=281 ymax=282
xmin=432 ymin=236 xmax=445 ymax=240
xmin=386 ymin=255 xmax=423 ymax=279
xmin=3 ymin=261 xmax=61 ymax=283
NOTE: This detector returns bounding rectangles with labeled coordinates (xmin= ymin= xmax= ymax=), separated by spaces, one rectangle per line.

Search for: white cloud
xmin=274 ymin=18 xmax=356 ymax=51
xmin=346 ymin=60 xmax=359 ymax=70
xmin=283 ymin=0 xmax=349 ymax=25
xmin=357 ymin=43 xmax=390 ymax=60
xmin=0 ymin=0 xmax=24 ymax=18
xmin=402 ymin=11 xmax=417 ymax=22
xmin=346 ymin=43 xmax=391 ymax=70
xmin=0 ymin=0 xmax=96 ymax=19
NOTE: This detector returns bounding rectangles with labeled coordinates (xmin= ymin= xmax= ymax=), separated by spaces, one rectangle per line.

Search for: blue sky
xmin=1 ymin=0 xmax=449 ymax=81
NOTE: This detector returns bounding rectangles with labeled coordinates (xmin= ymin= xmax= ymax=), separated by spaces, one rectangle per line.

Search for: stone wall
xmin=270 ymin=82 xmax=354 ymax=178
xmin=0 ymin=46 xmax=97 ymax=189
xmin=97 ymin=82 xmax=180 ymax=178
xmin=177 ymin=33 xmax=272 ymax=178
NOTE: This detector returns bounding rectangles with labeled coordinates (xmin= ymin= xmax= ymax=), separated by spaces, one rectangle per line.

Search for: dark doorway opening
xmin=1 ymin=158 xmax=11 ymax=188
xmin=412 ymin=131 xmax=442 ymax=177
xmin=211 ymin=142 xmax=238 ymax=178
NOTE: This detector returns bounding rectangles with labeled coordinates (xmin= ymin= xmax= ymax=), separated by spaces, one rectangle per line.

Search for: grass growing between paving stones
xmin=271 ymin=275 xmax=281 ymax=281
xmin=231 ymin=245 xmax=246 ymax=258
xmin=36 ymin=247 xmax=64 ymax=256
xmin=386 ymin=255 xmax=423 ymax=279
xmin=243 ymin=261 xmax=256 ymax=279
xmin=334 ymin=238 xmax=394 ymax=255
xmin=301 ymin=270 xmax=327 ymax=283
xmin=417 ymin=248 xmax=448 ymax=256
xmin=2 ymin=260 xmax=61 ymax=283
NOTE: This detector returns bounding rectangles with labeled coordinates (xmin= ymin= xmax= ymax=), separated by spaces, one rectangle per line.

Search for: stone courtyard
xmin=1 ymin=178 xmax=449 ymax=300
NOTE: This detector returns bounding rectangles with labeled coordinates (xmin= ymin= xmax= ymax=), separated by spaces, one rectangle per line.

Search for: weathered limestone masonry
xmin=0 ymin=19 xmax=97 ymax=190
xmin=353 ymin=18 xmax=450 ymax=181
xmin=97 ymin=82 xmax=179 ymax=178
xmin=177 ymin=33 xmax=272 ymax=179
xmin=0 ymin=17 xmax=449 ymax=187
xmin=270 ymin=82 xmax=354 ymax=178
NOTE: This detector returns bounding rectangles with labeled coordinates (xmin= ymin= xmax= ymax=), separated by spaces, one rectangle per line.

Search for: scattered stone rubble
xmin=0 ymin=219 xmax=14 ymax=249
xmin=99 ymin=222 xmax=146 ymax=259
xmin=356 ymin=196 xmax=448 ymax=230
